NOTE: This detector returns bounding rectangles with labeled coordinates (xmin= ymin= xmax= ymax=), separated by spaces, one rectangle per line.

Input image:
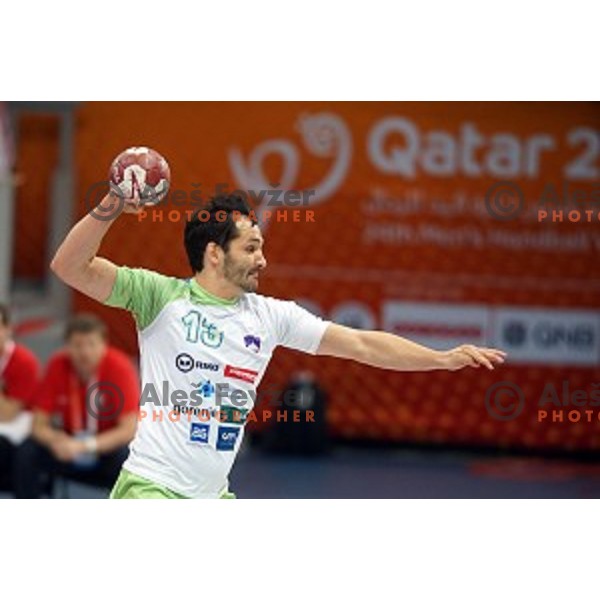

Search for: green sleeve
xmin=104 ymin=266 xmax=184 ymax=330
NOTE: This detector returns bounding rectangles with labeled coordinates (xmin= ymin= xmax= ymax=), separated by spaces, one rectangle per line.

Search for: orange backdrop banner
xmin=73 ymin=102 xmax=600 ymax=451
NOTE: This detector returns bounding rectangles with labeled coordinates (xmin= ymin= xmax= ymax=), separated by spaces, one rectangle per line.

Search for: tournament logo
xmin=216 ymin=426 xmax=240 ymax=451
xmin=244 ymin=334 xmax=261 ymax=353
xmin=190 ymin=423 xmax=210 ymax=443
xmin=224 ymin=364 xmax=259 ymax=384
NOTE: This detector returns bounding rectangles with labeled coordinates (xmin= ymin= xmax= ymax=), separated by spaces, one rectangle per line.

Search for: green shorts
xmin=109 ymin=469 xmax=236 ymax=499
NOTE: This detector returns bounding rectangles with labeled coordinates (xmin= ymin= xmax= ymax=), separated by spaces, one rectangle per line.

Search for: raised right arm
xmin=50 ymin=194 xmax=141 ymax=303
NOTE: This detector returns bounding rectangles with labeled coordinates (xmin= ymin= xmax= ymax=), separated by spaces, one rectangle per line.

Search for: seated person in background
xmin=0 ymin=303 xmax=40 ymax=491
xmin=14 ymin=314 xmax=140 ymax=498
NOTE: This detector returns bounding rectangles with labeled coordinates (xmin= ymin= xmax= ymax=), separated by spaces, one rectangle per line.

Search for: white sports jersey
xmin=105 ymin=267 xmax=329 ymax=498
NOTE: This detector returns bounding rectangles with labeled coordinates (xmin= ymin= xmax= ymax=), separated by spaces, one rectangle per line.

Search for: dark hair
xmin=184 ymin=194 xmax=255 ymax=273
xmin=0 ymin=303 xmax=10 ymax=327
xmin=64 ymin=313 xmax=108 ymax=341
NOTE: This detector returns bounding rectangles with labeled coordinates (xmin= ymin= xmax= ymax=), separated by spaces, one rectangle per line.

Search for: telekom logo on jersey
xmin=228 ymin=112 xmax=597 ymax=226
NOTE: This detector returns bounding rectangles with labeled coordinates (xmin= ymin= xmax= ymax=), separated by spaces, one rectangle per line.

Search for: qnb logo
xmin=532 ymin=323 xmax=595 ymax=350
xmin=228 ymin=112 xmax=353 ymax=228
xmin=503 ymin=321 xmax=527 ymax=348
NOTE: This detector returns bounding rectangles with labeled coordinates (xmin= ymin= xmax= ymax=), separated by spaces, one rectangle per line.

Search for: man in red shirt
xmin=0 ymin=303 xmax=40 ymax=491
xmin=14 ymin=313 xmax=140 ymax=498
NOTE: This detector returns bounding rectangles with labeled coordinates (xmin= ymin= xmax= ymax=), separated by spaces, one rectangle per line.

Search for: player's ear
xmin=205 ymin=241 xmax=223 ymax=267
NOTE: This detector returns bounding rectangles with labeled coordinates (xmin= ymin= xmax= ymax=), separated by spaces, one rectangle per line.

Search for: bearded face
xmin=222 ymin=219 xmax=266 ymax=293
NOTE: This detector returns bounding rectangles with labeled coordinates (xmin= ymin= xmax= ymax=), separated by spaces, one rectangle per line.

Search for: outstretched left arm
xmin=316 ymin=323 xmax=506 ymax=372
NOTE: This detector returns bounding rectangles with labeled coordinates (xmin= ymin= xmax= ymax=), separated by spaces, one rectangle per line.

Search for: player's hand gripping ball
xmin=109 ymin=146 xmax=170 ymax=207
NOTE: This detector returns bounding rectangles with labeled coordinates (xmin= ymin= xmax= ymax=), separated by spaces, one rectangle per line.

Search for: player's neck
xmin=193 ymin=272 xmax=242 ymax=302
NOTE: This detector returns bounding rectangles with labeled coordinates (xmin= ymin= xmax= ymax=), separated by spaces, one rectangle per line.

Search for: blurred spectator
xmin=14 ymin=314 xmax=140 ymax=498
xmin=262 ymin=371 xmax=329 ymax=455
xmin=0 ymin=304 xmax=40 ymax=491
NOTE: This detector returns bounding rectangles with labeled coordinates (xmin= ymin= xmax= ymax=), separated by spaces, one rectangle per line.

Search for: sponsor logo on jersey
xmin=224 ymin=364 xmax=259 ymax=384
xmin=243 ymin=334 xmax=261 ymax=353
xmin=176 ymin=353 xmax=219 ymax=374
xmin=216 ymin=426 xmax=240 ymax=451
xmin=175 ymin=405 xmax=249 ymax=424
xmin=175 ymin=353 xmax=195 ymax=373
xmin=189 ymin=423 xmax=210 ymax=443
xmin=197 ymin=379 xmax=215 ymax=399
xmin=218 ymin=405 xmax=250 ymax=425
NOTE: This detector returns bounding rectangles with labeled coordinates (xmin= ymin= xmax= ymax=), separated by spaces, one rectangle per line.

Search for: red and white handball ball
xmin=108 ymin=146 xmax=170 ymax=206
